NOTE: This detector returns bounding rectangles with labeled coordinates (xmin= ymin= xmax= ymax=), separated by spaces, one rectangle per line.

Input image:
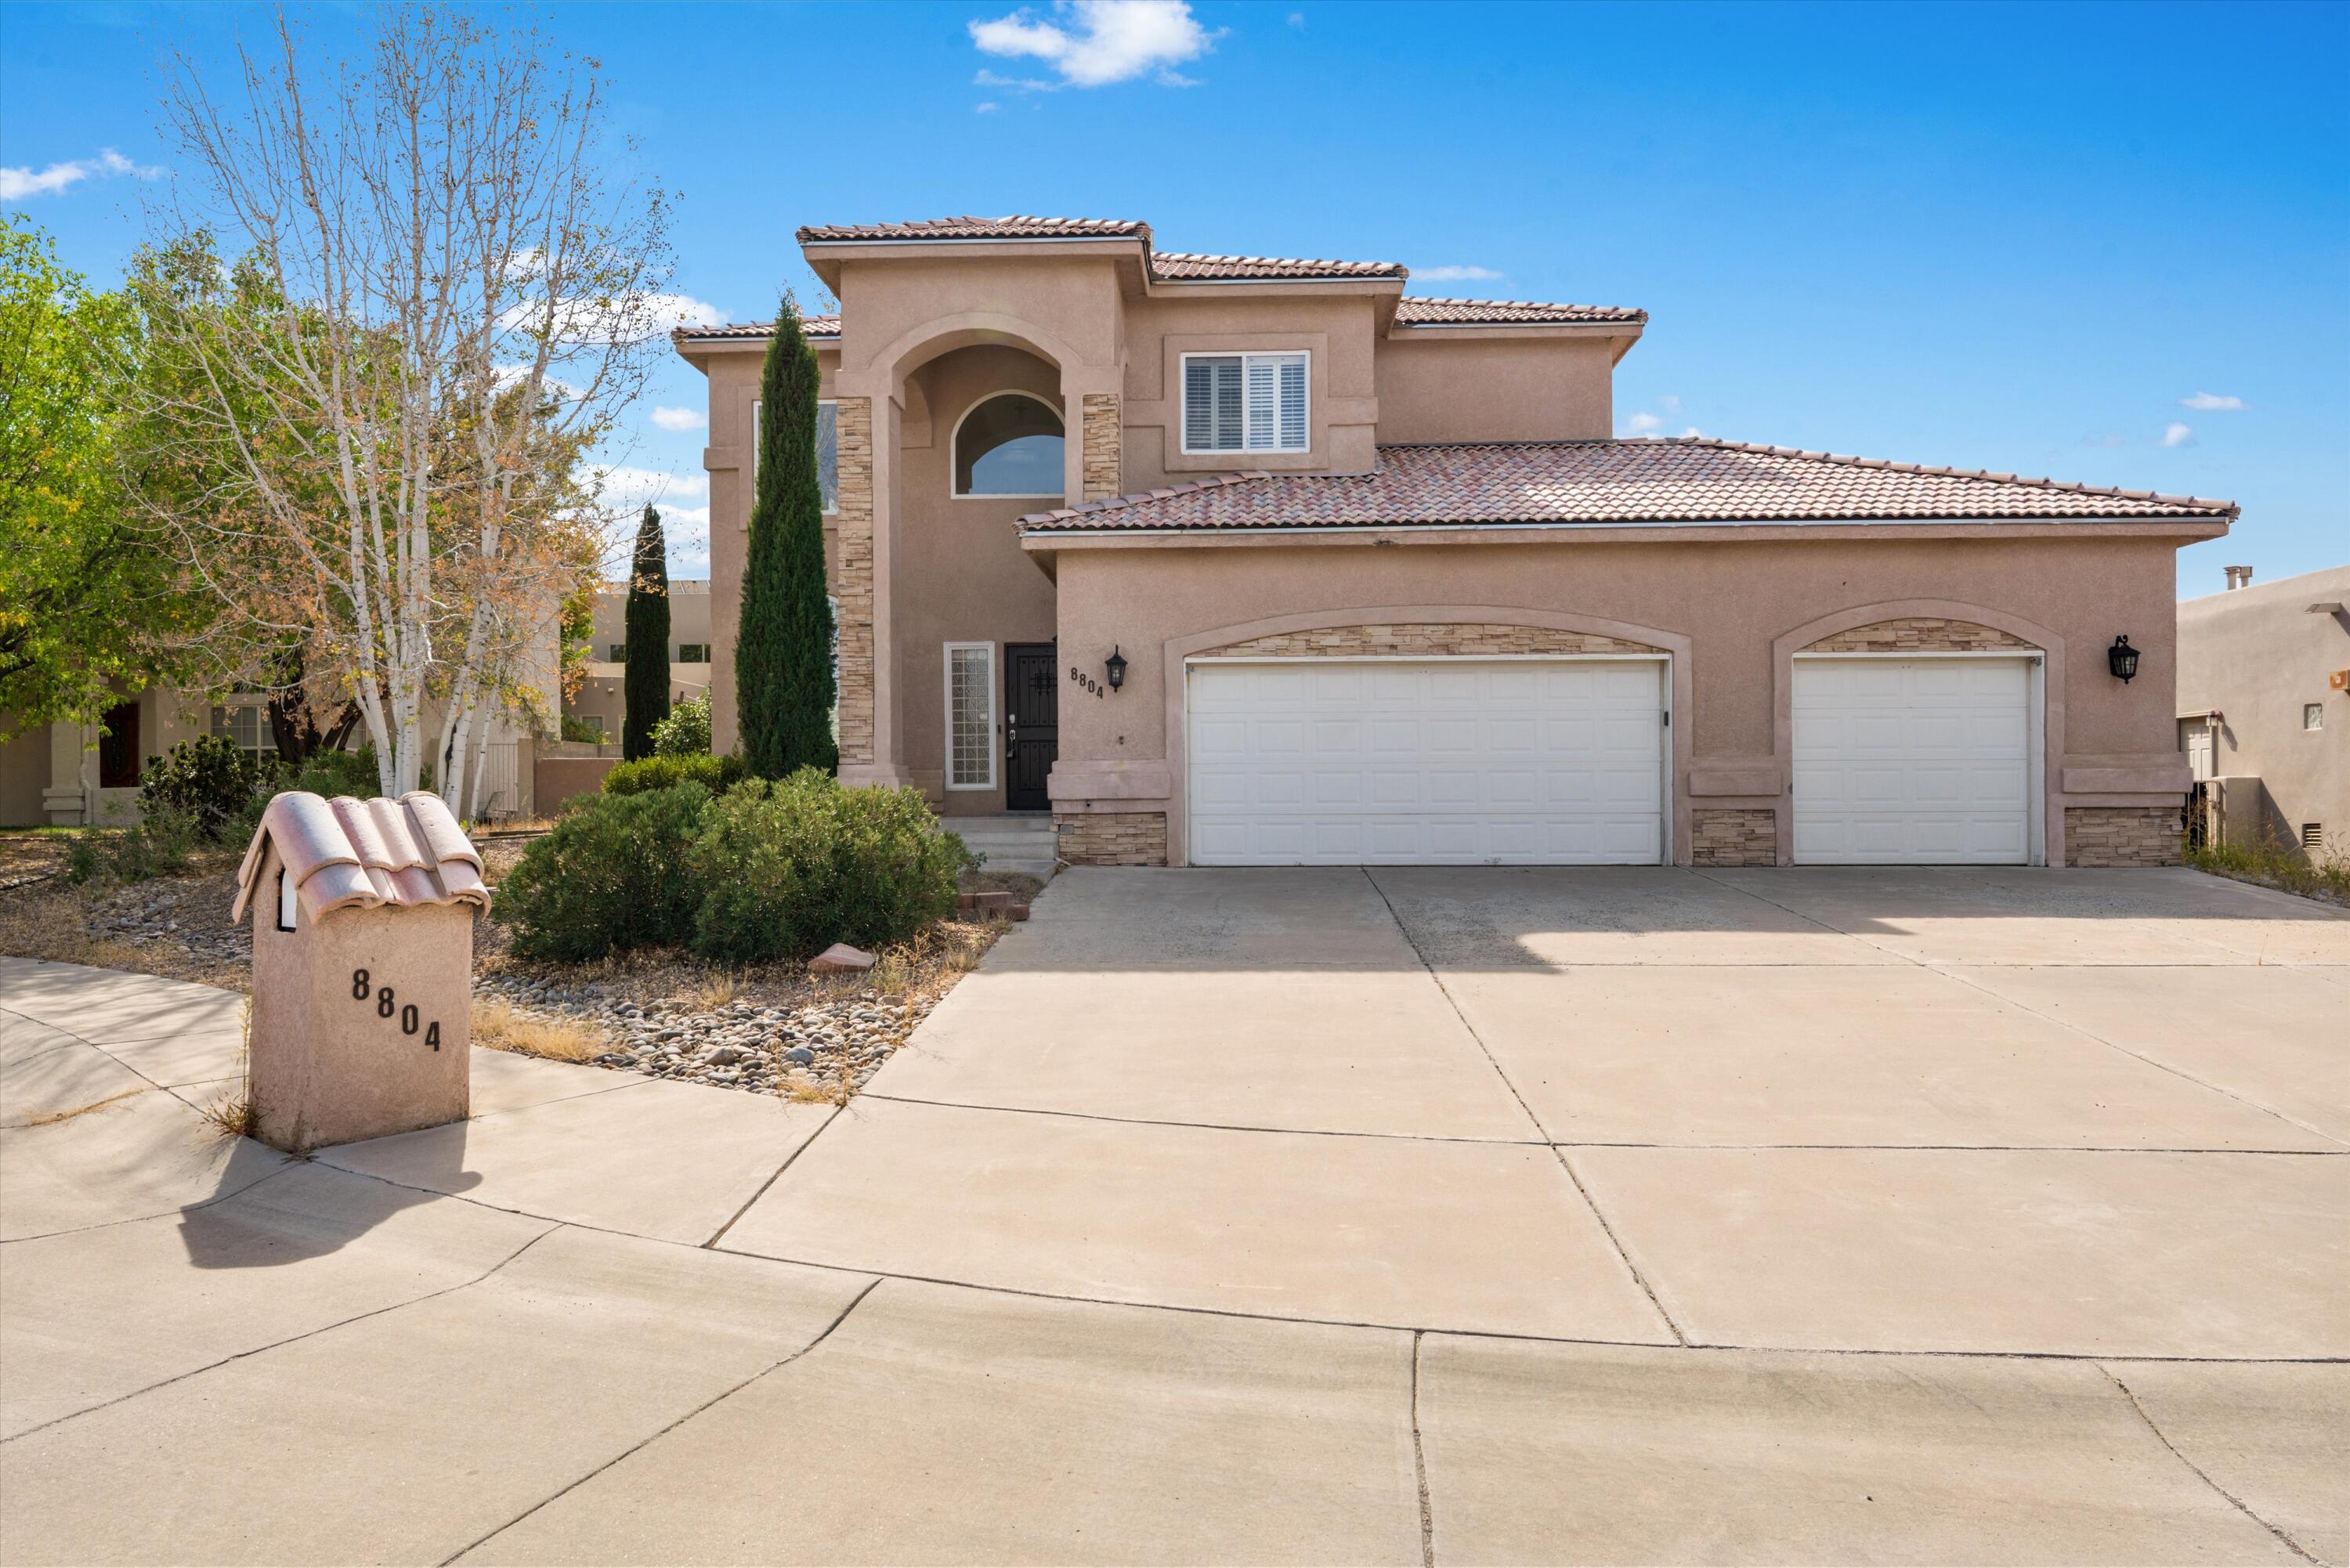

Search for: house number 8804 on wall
xmin=350 ymin=968 xmax=443 ymax=1050
xmin=1068 ymin=666 xmax=1108 ymax=698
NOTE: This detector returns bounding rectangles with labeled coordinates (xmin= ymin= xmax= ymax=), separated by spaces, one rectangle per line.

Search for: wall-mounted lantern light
xmin=1104 ymin=646 xmax=1128 ymax=692
xmin=2106 ymin=635 xmax=2140 ymax=683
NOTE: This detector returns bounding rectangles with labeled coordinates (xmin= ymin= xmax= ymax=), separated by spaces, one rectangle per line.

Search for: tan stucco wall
xmin=1042 ymin=531 xmax=2191 ymax=867
xmin=1375 ymin=334 xmax=1616 ymax=444
xmin=2177 ymin=565 xmax=2350 ymax=856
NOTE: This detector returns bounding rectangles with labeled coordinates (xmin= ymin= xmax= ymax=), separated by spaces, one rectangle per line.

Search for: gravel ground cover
xmin=0 ymin=829 xmax=1026 ymax=1104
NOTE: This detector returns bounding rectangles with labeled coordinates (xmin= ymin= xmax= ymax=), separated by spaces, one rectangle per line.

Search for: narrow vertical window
xmin=945 ymin=643 xmax=996 ymax=790
xmin=276 ymin=868 xmax=298 ymax=932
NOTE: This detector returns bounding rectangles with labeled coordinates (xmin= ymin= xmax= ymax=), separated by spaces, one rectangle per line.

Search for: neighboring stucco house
xmin=563 ymin=579 xmax=716 ymax=743
xmin=2176 ymin=564 xmax=2350 ymax=859
xmin=674 ymin=214 xmax=2232 ymax=869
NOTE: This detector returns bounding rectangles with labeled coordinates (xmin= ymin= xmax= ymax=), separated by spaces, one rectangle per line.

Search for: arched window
xmin=953 ymin=392 xmax=1064 ymax=497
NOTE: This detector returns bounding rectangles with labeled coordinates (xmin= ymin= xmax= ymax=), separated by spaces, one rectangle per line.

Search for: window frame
xmin=942 ymin=641 xmax=998 ymax=792
xmin=676 ymin=644 xmax=710 ymax=664
xmin=949 ymin=390 xmax=1067 ymax=501
xmin=2305 ymin=703 xmax=2326 ymax=732
xmin=1177 ymin=350 xmax=1311 ymax=457
xmin=753 ymin=398 xmax=841 ymax=515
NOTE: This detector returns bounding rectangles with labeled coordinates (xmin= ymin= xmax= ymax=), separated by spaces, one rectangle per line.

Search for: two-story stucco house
xmin=674 ymin=215 xmax=2232 ymax=869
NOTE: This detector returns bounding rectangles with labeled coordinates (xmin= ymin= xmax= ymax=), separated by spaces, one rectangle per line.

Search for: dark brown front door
xmin=97 ymin=702 xmax=141 ymax=788
xmin=1004 ymin=642 xmax=1058 ymax=811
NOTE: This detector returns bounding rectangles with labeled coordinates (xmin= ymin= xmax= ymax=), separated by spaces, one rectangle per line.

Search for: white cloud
xmin=970 ymin=0 xmax=1217 ymax=88
xmin=976 ymin=100 xmax=1000 ymax=114
xmin=595 ymin=464 xmax=708 ymax=524
xmin=1623 ymin=413 xmax=1664 ymax=435
xmin=1287 ymin=10 xmax=1306 ymax=26
xmin=2179 ymin=391 xmax=2247 ymax=411
xmin=650 ymin=405 xmax=707 ymax=432
xmin=1659 ymin=394 xmax=1683 ymax=414
xmin=2163 ymin=421 xmax=2194 ymax=448
xmin=0 ymin=147 xmax=162 ymax=201
xmin=1413 ymin=265 xmax=1502 ymax=283
xmin=1679 ymin=426 xmax=1705 ymax=439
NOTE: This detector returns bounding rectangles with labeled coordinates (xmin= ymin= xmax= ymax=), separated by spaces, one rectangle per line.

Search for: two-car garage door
xmin=1188 ymin=659 xmax=1665 ymax=865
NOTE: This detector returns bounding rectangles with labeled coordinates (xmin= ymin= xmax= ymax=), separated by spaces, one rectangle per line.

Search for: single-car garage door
xmin=1187 ymin=659 xmax=1666 ymax=865
xmin=1792 ymin=656 xmax=2035 ymax=864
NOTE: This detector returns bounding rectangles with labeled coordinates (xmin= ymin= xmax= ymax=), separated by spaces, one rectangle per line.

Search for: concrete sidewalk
xmin=2 ymin=865 xmax=2345 ymax=1565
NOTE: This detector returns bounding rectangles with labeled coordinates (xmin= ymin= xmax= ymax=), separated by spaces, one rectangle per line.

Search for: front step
xmin=945 ymin=815 xmax=1059 ymax=877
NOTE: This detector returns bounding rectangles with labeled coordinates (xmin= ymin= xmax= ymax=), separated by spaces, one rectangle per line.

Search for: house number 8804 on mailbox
xmin=233 ymin=791 xmax=490 ymax=1151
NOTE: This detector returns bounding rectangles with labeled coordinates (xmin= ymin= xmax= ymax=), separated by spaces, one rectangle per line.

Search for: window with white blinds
xmin=945 ymin=642 xmax=996 ymax=790
xmin=1181 ymin=352 xmax=1308 ymax=453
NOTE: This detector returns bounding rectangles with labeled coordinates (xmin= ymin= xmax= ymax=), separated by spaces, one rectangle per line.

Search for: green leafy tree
xmin=736 ymin=295 xmax=837 ymax=779
xmin=0 ymin=215 xmax=201 ymax=735
xmin=621 ymin=504 xmax=670 ymax=759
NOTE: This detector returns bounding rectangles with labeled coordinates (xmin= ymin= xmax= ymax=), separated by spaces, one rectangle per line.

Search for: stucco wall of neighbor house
xmin=1039 ymin=530 xmax=2192 ymax=867
xmin=1374 ymin=333 xmax=1618 ymax=444
xmin=2177 ymin=564 xmax=2350 ymax=857
xmin=0 ymin=715 xmax=51 ymax=826
xmin=566 ymin=581 xmax=716 ymax=744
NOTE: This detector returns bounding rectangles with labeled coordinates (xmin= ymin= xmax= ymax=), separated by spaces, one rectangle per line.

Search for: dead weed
xmin=472 ymin=996 xmax=608 ymax=1063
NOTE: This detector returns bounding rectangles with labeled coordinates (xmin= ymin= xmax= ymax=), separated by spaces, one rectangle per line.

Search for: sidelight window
xmin=945 ymin=642 xmax=996 ymax=790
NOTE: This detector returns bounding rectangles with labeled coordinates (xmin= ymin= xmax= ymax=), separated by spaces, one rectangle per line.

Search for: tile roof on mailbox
xmin=233 ymin=792 xmax=490 ymax=925
xmin=1018 ymin=438 xmax=2240 ymax=533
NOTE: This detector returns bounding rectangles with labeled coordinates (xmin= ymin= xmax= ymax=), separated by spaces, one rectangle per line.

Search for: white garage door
xmin=1187 ymin=659 xmax=1665 ymax=865
xmin=1792 ymin=657 xmax=2034 ymax=865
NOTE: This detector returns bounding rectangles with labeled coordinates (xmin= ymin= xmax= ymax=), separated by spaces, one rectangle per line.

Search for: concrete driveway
xmin=2 ymin=867 xmax=2345 ymax=1565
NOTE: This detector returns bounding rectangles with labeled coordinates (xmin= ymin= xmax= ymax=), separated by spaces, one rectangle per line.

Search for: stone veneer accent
xmin=1691 ymin=808 xmax=1777 ymax=867
xmin=1054 ymin=811 xmax=1168 ymax=867
xmin=1203 ymin=623 xmax=1661 ymax=658
xmin=1806 ymin=617 xmax=2036 ymax=653
xmin=2066 ymin=805 xmax=2183 ymax=868
xmin=830 ymin=397 xmax=876 ymax=766
xmin=1081 ymin=393 xmax=1122 ymax=502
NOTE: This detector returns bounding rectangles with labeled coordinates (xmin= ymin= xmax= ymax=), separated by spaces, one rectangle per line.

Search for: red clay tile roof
xmin=1018 ymin=439 xmax=2238 ymax=533
xmin=1152 ymin=251 xmax=1407 ymax=280
xmin=1395 ymin=297 xmax=1647 ymax=326
xmin=233 ymin=792 xmax=490 ymax=924
xmin=797 ymin=215 xmax=1149 ymax=243
xmin=675 ymin=316 xmax=836 ymax=343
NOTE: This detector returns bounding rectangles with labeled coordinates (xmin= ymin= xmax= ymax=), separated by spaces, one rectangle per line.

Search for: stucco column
xmin=42 ymin=720 xmax=88 ymax=826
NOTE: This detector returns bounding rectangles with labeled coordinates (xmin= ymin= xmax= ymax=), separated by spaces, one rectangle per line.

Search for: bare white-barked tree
xmin=139 ymin=8 xmax=682 ymax=809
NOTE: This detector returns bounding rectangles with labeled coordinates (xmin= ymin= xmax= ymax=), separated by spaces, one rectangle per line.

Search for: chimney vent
xmin=2224 ymin=565 xmax=2254 ymax=590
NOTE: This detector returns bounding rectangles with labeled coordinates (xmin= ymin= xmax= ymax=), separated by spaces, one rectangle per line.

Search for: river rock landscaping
xmin=1 ymin=824 xmax=1030 ymax=1105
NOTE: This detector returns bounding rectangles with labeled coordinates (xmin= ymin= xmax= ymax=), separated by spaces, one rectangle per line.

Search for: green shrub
xmin=559 ymin=714 xmax=606 ymax=743
xmin=138 ymin=735 xmax=264 ymax=840
xmin=496 ymin=783 xmax=711 ymax=960
xmin=689 ymin=771 xmax=973 ymax=965
xmin=284 ymin=745 xmax=381 ymax=799
xmin=649 ymin=692 xmax=711 ymax=757
xmin=602 ymin=751 xmax=747 ymax=797
xmin=63 ymin=805 xmax=204 ymax=885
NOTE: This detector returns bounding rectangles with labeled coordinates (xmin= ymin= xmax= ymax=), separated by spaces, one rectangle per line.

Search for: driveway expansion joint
xmin=2099 ymin=1362 xmax=2326 ymax=1566
xmin=438 ymin=1274 xmax=884 ymax=1566
xmin=1361 ymin=865 xmax=1693 ymax=1347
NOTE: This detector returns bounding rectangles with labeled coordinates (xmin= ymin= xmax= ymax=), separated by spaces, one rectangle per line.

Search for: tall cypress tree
xmin=621 ymin=504 xmax=671 ymax=760
xmin=736 ymin=294 xmax=837 ymax=778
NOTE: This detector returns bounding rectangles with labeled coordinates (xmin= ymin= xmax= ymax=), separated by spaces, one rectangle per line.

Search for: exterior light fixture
xmin=1104 ymin=646 xmax=1127 ymax=692
xmin=2107 ymin=635 xmax=2140 ymax=683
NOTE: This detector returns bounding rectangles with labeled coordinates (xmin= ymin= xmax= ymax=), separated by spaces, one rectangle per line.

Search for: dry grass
xmin=472 ymin=996 xmax=609 ymax=1063
xmin=680 ymin=970 xmax=738 ymax=1013
xmin=197 ymin=1089 xmax=255 ymax=1140
xmin=0 ymin=883 xmax=172 ymax=977
xmin=23 ymin=1087 xmax=147 ymax=1126
xmin=2189 ymin=836 xmax=2350 ymax=910
xmin=783 ymin=1071 xmax=855 ymax=1107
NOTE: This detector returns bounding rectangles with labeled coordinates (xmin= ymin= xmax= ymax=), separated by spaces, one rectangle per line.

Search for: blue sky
xmin=5 ymin=0 xmax=2345 ymax=593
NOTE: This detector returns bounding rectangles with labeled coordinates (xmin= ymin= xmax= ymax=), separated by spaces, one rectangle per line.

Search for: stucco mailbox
xmin=232 ymin=792 xmax=489 ymax=1151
